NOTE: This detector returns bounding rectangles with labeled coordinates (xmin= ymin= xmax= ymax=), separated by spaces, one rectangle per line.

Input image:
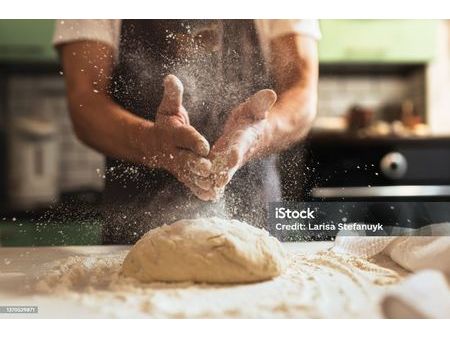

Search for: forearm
xmin=255 ymin=33 xmax=319 ymax=158
xmin=67 ymin=89 xmax=157 ymax=166
xmin=60 ymin=41 xmax=163 ymax=168
xmin=264 ymin=84 xmax=317 ymax=153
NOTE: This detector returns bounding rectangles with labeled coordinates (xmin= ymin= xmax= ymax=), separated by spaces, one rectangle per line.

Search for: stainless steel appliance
xmin=283 ymin=133 xmax=450 ymax=202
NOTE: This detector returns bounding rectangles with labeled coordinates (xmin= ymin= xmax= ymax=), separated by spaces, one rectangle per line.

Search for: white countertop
xmin=0 ymin=242 xmax=403 ymax=318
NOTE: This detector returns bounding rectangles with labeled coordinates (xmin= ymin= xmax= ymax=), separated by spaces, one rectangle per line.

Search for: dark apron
xmin=103 ymin=20 xmax=281 ymax=244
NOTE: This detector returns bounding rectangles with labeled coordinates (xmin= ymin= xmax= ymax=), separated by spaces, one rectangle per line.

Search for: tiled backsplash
xmin=318 ymin=69 xmax=426 ymax=119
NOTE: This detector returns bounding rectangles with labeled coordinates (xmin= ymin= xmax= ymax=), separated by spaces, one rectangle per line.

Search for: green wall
xmin=0 ymin=19 xmax=56 ymax=62
xmin=0 ymin=19 xmax=440 ymax=64
xmin=319 ymin=20 xmax=438 ymax=63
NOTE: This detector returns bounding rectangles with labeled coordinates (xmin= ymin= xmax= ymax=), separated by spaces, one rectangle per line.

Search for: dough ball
xmin=121 ymin=217 xmax=286 ymax=283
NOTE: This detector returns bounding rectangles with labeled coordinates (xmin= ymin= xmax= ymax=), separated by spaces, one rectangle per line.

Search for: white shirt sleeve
xmin=256 ymin=19 xmax=321 ymax=41
xmin=53 ymin=19 xmax=121 ymax=52
xmin=53 ymin=19 xmax=321 ymax=62
xmin=255 ymin=19 xmax=321 ymax=62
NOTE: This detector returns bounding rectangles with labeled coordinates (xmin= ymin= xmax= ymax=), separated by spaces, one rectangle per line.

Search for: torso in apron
xmin=103 ymin=20 xmax=281 ymax=244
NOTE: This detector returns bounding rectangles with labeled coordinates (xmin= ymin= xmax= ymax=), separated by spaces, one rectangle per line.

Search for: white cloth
xmin=333 ymin=223 xmax=450 ymax=318
xmin=333 ymin=223 xmax=450 ymax=273
xmin=385 ymin=235 xmax=450 ymax=274
xmin=52 ymin=19 xmax=321 ymax=60
xmin=381 ymin=270 xmax=450 ymax=319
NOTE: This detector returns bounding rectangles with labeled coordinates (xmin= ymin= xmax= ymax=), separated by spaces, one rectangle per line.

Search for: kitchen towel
xmin=381 ymin=270 xmax=450 ymax=319
xmin=333 ymin=222 xmax=450 ymax=318
xmin=333 ymin=222 xmax=450 ymax=272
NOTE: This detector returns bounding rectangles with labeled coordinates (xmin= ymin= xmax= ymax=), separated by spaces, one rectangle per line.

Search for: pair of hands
xmin=147 ymin=75 xmax=277 ymax=201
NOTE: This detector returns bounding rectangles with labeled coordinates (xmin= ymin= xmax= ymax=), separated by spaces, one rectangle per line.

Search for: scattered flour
xmin=31 ymin=249 xmax=405 ymax=318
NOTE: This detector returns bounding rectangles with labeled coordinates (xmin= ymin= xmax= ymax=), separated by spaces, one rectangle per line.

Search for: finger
xmin=215 ymin=171 xmax=230 ymax=188
xmin=179 ymin=176 xmax=213 ymax=201
xmin=189 ymin=184 xmax=218 ymax=201
xmin=157 ymin=74 xmax=184 ymax=115
xmin=213 ymin=128 xmax=255 ymax=167
xmin=215 ymin=161 xmax=239 ymax=189
xmin=210 ymin=135 xmax=229 ymax=154
xmin=227 ymin=146 xmax=242 ymax=168
xmin=193 ymin=175 xmax=214 ymax=190
xmin=182 ymin=174 xmax=213 ymax=197
xmin=173 ymin=164 xmax=214 ymax=200
xmin=241 ymin=89 xmax=277 ymax=120
xmin=188 ymin=157 xmax=212 ymax=177
xmin=175 ymin=126 xmax=210 ymax=157
xmin=210 ymin=147 xmax=240 ymax=189
xmin=212 ymin=147 xmax=240 ymax=169
xmin=178 ymin=149 xmax=212 ymax=178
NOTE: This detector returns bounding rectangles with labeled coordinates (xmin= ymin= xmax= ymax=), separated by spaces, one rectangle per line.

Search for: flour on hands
xmin=201 ymin=89 xmax=277 ymax=201
xmin=148 ymin=74 xmax=214 ymax=199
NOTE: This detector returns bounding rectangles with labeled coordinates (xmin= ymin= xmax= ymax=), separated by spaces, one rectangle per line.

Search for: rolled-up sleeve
xmin=53 ymin=19 xmax=121 ymax=51
xmin=256 ymin=19 xmax=321 ymax=41
xmin=255 ymin=19 xmax=321 ymax=62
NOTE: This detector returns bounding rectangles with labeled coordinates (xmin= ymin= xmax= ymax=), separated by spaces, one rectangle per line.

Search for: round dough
xmin=121 ymin=217 xmax=286 ymax=283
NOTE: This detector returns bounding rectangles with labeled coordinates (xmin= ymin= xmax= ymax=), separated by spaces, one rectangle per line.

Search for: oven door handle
xmin=312 ymin=185 xmax=450 ymax=198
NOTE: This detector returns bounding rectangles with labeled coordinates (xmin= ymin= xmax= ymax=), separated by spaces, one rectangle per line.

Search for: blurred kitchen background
xmin=0 ymin=20 xmax=450 ymax=245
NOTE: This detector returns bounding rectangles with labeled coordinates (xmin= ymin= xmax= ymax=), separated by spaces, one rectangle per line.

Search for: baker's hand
xmin=208 ymin=89 xmax=277 ymax=199
xmin=146 ymin=74 xmax=214 ymax=200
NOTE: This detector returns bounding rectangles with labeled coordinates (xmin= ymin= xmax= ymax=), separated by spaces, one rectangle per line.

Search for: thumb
xmin=157 ymin=74 xmax=184 ymax=115
xmin=240 ymin=89 xmax=277 ymax=120
xmin=175 ymin=126 xmax=210 ymax=157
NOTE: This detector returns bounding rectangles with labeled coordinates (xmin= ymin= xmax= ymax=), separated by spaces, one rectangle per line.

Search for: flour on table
xmin=333 ymin=236 xmax=396 ymax=258
xmin=122 ymin=217 xmax=286 ymax=283
xmin=30 ymin=247 xmax=404 ymax=318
